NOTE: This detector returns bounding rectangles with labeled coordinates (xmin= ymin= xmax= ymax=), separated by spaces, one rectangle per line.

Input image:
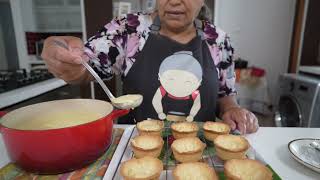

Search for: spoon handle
xmin=52 ymin=40 xmax=115 ymax=100
xmin=311 ymin=141 xmax=320 ymax=151
xmin=80 ymin=60 xmax=115 ymax=100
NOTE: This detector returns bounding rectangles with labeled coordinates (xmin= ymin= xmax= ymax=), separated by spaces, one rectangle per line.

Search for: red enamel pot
xmin=0 ymin=99 xmax=129 ymax=174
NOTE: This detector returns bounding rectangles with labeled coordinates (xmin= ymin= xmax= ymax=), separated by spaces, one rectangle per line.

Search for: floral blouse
xmin=84 ymin=12 xmax=236 ymax=98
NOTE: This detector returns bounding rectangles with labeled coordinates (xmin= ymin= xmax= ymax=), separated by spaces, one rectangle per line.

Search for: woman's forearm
xmin=218 ymin=95 xmax=240 ymax=117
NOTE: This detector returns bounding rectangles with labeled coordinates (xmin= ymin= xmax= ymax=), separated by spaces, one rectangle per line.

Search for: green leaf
xmin=267 ymin=165 xmax=282 ymax=180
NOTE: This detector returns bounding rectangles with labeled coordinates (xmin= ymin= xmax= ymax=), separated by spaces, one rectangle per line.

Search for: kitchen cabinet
xmin=7 ymin=0 xmax=83 ymax=72
xmin=33 ymin=0 xmax=82 ymax=32
xmin=17 ymin=0 xmax=82 ymax=33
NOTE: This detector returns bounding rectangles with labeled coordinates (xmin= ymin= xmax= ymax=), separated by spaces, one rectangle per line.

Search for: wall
xmin=215 ymin=0 xmax=296 ymax=105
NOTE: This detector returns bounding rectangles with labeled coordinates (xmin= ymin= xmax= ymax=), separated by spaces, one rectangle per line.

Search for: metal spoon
xmin=53 ymin=40 xmax=143 ymax=110
xmin=310 ymin=141 xmax=320 ymax=151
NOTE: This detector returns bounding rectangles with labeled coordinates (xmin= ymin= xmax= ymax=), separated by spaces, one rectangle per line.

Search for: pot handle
xmin=0 ymin=111 xmax=7 ymax=132
xmin=0 ymin=111 xmax=6 ymax=118
xmin=111 ymin=109 xmax=130 ymax=119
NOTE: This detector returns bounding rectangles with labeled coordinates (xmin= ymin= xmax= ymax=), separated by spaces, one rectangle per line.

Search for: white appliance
xmin=275 ymin=73 xmax=320 ymax=127
xmin=299 ymin=66 xmax=320 ymax=76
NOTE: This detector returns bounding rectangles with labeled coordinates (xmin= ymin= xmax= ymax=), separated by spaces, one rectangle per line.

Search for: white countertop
xmin=0 ymin=78 xmax=66 ymax=109
xmin=245 ymin=127 xmax=320 ymax=180
xmin=0 ymin=126 xmax=319 ymax=179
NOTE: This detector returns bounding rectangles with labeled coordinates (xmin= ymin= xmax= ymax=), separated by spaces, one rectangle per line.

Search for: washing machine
xmin=275 ymin=73 xmax=320 ymax=127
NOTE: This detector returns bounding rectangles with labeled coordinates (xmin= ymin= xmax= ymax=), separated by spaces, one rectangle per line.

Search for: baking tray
xmin=106 ymin=122 xmax=281 ymax=180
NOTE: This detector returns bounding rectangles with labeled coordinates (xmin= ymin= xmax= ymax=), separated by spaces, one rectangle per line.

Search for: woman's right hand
xmin=41 ymin=36 xmax=90 ymax=84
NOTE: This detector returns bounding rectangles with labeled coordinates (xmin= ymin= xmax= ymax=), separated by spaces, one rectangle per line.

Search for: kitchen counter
xmin=0 ymin=126 xmax=319 ymax=179
xmin=245 ymin=127 xmax=320 ymax=180
xmin=0 ymin=78 xmax=66 ymax=109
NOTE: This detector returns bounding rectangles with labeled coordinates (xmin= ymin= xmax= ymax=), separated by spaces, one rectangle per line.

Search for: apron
xmin=118 ymin=16 xmax=218 ymax=123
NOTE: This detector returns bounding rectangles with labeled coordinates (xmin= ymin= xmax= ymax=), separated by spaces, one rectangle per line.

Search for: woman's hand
xmin=222 ymin=107 xmax=259 ymax=134
xmin=41 ymin=36 xmax=90 ymax=84
xmin=158 ymin=112 xmax=166 ymax=120
xmin=186 ymin=115 xmax=194 ymax=122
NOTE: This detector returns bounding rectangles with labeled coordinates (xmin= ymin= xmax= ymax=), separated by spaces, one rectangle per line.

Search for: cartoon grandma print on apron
xmin=84 ymin=13 xmax=236 ymax=123
xmin=152 ymin=51 xmax=203 ymax=122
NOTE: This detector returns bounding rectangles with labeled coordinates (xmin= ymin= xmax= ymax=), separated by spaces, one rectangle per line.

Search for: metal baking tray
xmin=105 ymin=123 xmax=281 ymax=180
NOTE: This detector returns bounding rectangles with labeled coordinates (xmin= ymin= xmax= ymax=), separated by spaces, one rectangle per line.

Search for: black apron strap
xmin=194 ymin=19 xmax=205 ymax=40
xmin=150 ymin=15 xmax=161 ymax=34
xmin=150 ymin=15 xmax=205 ymax=40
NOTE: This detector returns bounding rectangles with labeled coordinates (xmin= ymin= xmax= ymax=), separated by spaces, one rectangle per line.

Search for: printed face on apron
xmin=119 ymin=16 xmax=218 ymax=123
xmin=158 ymin=51 xmax=202 ymax=97
xmin=152 ymin=51 xmax=203 ymax=121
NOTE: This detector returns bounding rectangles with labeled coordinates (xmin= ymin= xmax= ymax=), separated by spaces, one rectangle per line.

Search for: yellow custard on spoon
xmin=111 ymin=94 xmax=143 ymax=109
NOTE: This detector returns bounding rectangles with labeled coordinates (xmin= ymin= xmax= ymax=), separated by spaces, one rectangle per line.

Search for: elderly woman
xmin=42 ymin=0 xmax=259 ymax=134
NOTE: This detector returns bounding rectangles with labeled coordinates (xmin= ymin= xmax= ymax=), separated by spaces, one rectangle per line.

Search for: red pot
xmin=0 ymin=99 xmax=129 ymax=174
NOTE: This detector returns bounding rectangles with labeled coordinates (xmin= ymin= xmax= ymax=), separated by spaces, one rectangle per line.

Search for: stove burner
xmin=0 ymin=69 xmax=54 ymax=93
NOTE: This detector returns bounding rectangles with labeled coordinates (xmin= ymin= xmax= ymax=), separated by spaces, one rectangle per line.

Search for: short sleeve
xmin=204 ymin=22 xmax=236 ymax=98
xmin=84 ymin=13 xmax=152 ymax=80
xmin=217 ymin=34 xmax=236 ymax=97
xmin=84 ymin=16 xmax=128 ymax=80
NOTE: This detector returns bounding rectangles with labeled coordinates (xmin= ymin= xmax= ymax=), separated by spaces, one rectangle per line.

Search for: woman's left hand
xmin=221 ymin=107 xmax=259 ymax=134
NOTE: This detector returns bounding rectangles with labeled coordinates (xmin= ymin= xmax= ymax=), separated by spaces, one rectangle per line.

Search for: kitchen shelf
xmin=33 ymin=0 xmax=82 ymax=33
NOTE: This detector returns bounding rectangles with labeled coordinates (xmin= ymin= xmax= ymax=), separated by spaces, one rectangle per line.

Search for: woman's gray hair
xmin=197 ymin=4 xmax=212 ymax=22
xmin=159 ymin=51 xmax=203 ymax=81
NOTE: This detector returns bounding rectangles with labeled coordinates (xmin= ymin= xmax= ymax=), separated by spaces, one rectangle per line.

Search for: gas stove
xmin=0 ymin=69 xmax=54 ymax=93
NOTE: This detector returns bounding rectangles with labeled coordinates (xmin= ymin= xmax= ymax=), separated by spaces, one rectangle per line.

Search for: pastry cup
xmin=224 ymin=159 xmax=273 ymax=180
xmin=136 ymin=119 xmax=164 ymax=136
xmin=120 ymin=156 xmax=163 ymax=180
xmin=203 ymin=121 xmax=231 ymax=141
xmin=173 ymin=162 xmax=218 ymax=180
xmin=171 ymin=122 xmax=199 ymax=139
xmin=131 ymin=135 xmax=164 ymax=158
xmin=214 ymin=134 xmax=249 ymax=161
xmin=171 ymin=137 xmax=206 ymax=163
